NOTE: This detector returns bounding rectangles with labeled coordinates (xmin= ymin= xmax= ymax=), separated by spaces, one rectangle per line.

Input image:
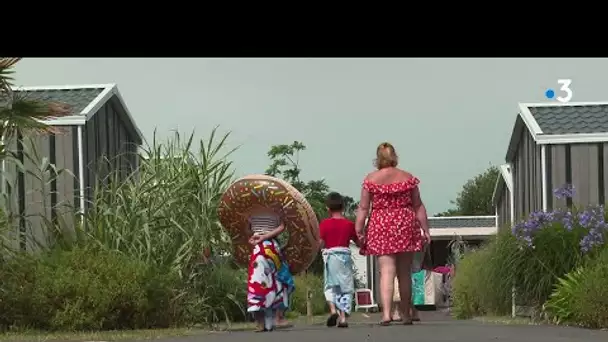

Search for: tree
xmin=343 ymin=195 xmax=358 ymax=221
xmin=0 ymin=58 xmax=70 ymax=159
xmin=265 ymin=141 xmax=330 ymax=219
xmin=435 ymin=165 xmax=499 ymax=217
xmin=434 ymin=208 xmax=461 ymax=217
xmin=264 ymin=141 xmax=360 ymax=220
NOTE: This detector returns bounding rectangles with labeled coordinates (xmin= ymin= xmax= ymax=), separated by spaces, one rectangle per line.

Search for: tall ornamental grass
xmin=451 ymin=232 xmax=518 ymax=318
xmin=82 ymin=128 xmax=237 ymax=274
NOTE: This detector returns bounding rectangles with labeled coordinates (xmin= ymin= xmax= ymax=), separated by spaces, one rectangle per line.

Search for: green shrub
xmin=0 ymin=248 xmax=181 ymax=331
xmin=453 ymin=194 xmax=605 ymax=318
xmin=543 ymin=267 xmax=585 ymax=324
xmin=180 ymin=261 xmax=247 ymax=325
xmin=0 ymin=253 xmax=38 ymax=329
xmin=453 ymin=224 xmax=588 ymax=318
xmin=511 ymin=220 xmax=586 ymax=307
xmin=545 ymin=247 xmax=608 ymax=328
xmin=506 ymin=188 xmax=608 ymax=309
xmin=290 ymin=273 xmax=326 ymax=316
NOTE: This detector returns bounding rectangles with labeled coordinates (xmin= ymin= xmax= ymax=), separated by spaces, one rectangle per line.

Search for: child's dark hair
xmin=325 ymin=192 xmax=344 ymax=212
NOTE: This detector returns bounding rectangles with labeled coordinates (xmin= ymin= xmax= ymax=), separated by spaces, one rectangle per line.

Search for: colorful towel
xmin=247 ymin=239 xmax=294 ymax=317
xmin=323 ymin=247 xmax=355 ymax=314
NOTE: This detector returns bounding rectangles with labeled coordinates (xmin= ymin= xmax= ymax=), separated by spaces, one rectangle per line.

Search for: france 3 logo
xmin=545 ymin=79 xmax=573 ymax=103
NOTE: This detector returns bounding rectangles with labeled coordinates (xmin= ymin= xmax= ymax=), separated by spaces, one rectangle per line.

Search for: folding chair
xmin=354 ymin=288 xmax=379 ymax=312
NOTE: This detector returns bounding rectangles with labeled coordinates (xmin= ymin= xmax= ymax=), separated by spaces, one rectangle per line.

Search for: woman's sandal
xmin=379 ymin=320 xmax=392 ymax=326
xmin=337 ymin=322 xmax=349 ymax=328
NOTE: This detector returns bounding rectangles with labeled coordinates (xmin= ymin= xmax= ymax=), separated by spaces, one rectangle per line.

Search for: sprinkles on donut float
xmin=217 ymin=174 xmax=320 ymax=274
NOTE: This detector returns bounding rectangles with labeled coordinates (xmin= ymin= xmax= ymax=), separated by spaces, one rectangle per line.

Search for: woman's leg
xmin=392 ymin=277 xmax=401 ymax=320
xmin=378 ymin=254 xmax=397 ymax=322
xmin=396 ymin=252 xmax=414 ymax=323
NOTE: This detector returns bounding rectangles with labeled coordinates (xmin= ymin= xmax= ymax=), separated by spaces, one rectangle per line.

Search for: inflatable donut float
xmin=217 ymin=174 xmax=320 ymax=274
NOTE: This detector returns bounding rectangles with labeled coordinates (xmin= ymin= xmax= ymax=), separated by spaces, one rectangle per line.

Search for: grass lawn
xmin=0 ymin=327 xmax=204 ymax=342
xmin=0 ymin=315 xmax=338 ymax=342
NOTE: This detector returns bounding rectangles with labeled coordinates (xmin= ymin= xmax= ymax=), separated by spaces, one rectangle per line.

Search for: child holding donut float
xmin=246 ymin=206 xmax=295 ymax=332
xmin=217 ymin=174 xmax=320 ymax=332
xmin=319 ymin=192 xmax=359 ymax=328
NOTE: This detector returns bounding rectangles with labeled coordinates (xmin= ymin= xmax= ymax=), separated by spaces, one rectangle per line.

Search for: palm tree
xmin=0 ymin=58 xmax=71 ymax=255
xmin=0 ymin=57 xmax=71 ymax=159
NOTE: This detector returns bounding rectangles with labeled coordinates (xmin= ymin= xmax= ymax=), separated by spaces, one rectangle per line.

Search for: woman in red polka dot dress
xmin=355 ymin=142 xmax=431 ymax=326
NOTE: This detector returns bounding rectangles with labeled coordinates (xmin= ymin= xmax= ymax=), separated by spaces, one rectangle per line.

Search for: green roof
xmin=12 ymin=87 xmax=105 ymax=115
xmin=3 ymin=84 xmax=143 ymax=143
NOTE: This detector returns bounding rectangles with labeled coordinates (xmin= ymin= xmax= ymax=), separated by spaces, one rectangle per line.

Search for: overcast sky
xmin=13 ymin=58 xmax=608 ymax=214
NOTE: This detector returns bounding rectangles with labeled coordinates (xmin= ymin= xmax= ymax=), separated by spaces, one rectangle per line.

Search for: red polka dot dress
xmin=361 ymin=177 xmax=424 ymax=256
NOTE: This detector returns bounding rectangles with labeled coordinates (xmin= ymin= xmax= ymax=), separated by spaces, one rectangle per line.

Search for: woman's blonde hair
xmin=375 ymin=142 xmax=398 ymax=169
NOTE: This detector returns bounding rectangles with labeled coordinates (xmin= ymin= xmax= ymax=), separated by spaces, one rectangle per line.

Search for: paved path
xmin=146 ymin=311 xmax=608 ymax=342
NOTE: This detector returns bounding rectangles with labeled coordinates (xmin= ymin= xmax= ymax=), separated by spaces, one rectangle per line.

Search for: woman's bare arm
xmin=412 ymin=187 xmax=429 ymax=234
xmin=355 ymin=186 xmax=371 ymax=237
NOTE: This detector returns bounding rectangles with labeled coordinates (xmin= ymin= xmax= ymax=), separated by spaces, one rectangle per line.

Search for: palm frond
xmin=0 ymin=57 xmax=22 ymax=93
xmin=0 ymin=90 xmax=72 ymax=139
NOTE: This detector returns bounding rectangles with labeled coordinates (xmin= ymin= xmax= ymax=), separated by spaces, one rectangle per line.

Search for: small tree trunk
xmin=306 ymin=287 xmax=313 ymax=323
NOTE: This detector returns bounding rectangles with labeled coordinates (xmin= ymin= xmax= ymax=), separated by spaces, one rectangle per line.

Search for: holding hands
xmin=356 ymin=231 xmax=365 ymax=246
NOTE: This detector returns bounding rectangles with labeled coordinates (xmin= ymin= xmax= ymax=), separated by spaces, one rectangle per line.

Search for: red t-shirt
xmin=319 ymin=217 xmax=358 ymax=248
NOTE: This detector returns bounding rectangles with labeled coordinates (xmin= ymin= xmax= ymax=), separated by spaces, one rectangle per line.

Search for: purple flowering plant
xmin=511 ymin=184 xmax=607 ymax=254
